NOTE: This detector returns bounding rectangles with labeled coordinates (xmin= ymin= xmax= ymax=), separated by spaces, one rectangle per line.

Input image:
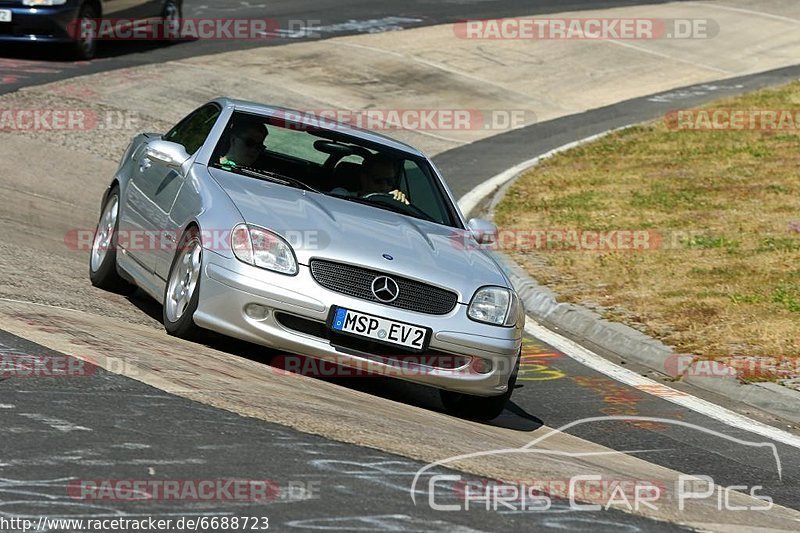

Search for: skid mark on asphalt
xmin=523 ymin=322 xmax=800 ymax=450
xmin=517 ymin=336 xmax=687 ymax=425
xmin=570 ymin=376 xmax=683 ymax=430
xmin=16 ymin=413 xmax=91 ymax=433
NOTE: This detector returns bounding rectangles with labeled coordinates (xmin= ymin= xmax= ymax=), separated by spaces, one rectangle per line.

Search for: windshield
xmin=210 ymin=111 xmax=461 ymax=227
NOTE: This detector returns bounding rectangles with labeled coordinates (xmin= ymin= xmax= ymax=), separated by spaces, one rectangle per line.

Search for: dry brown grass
xmin=495 ymin=82 xmax=800 ymax=359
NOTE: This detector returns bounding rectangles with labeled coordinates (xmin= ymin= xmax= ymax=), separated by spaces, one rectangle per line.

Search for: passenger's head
xmin=360 ymin=154 xmax=400 ymax=194
xmin=227 ymin=117 xmax=268 ymax=167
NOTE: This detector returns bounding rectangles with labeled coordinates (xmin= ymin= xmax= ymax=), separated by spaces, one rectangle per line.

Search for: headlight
xmin=23 ymin=0 xmax=68 ymax=6
xmin=468 ymin=286 xmax=519 ymax=326
xmin=231 ymin=224 xmax=298 ymax=276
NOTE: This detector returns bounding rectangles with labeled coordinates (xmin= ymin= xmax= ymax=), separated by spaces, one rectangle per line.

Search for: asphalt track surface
xmin=0 ymin=0 xmax=686 ymax=95
xmin=0 ymin=331 xmax=685 ymax=532
xmin=2 ymin=0 xmax=800 ymax=531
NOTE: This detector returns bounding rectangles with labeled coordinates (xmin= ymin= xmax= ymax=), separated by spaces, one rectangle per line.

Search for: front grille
xmin=309 ymin=259 xmax=458 ymax=315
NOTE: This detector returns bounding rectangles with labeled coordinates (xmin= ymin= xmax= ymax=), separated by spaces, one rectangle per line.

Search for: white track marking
xmin=605 ymin=40 xmax=733 ymax=75
xmin=524 ymin=321 xmax=800 ymax=450
xmin=684 ymin=1 xmax=800 ymax=24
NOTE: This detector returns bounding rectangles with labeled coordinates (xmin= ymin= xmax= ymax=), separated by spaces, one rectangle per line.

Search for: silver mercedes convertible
xmin=90 ymin=98 xmax=524 ymax=419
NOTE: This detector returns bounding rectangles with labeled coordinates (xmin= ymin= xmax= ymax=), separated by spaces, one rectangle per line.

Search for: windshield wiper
xmin=215 ymin=164 xmax=323 ymax=194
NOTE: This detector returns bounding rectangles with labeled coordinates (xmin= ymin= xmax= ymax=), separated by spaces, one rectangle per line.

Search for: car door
xmin=123 ymin=103 xmax=221 ymax=278
xmin=154 ymin=103 xmax=222 ymax=280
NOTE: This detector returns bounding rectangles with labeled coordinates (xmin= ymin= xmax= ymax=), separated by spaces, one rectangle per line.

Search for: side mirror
xmin=467 ymin=218 xmax=497 ymax=245
xmin=144 ymin=140 xmax=190 ymax=168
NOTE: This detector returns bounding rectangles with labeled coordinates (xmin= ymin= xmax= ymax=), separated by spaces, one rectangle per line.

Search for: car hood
xmin=209 ymin=168 xmax=509 ymax=301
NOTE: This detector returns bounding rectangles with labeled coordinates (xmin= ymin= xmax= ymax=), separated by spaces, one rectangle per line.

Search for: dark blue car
xmin=0 ymin=0 xmax=182 ymax=59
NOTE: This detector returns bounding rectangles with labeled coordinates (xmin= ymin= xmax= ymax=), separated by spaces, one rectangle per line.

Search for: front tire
xmin=89 ymin=186 xmax=136 ymax=294
xmin=440 ymin=351 xmax=520 ymax=420
xmin=72 ymin=2 xmax=99 ymax=60
xmin=161 ymin=0 xmax=183 ymax=41
xmin=163 ymin=227 xmax=203 ymax=339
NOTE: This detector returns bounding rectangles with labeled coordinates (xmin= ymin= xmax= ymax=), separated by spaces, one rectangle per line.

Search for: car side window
xmin=164 ymin=104 xmax=221 ymax=155
xmin=404 ymin=160 xmax=448 ymax=224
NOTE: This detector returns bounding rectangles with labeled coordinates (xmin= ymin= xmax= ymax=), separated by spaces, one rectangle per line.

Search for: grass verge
xmin=495 ymin=81 xmax=800 ymax=361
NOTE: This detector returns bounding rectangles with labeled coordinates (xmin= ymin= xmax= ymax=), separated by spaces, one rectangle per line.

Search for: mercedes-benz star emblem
xmin=371 ymin=276 xmax=400 ymax=303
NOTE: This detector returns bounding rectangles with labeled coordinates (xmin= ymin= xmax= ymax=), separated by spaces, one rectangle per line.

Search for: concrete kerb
xmin=458 ymin=131 xmax=800 ymax=427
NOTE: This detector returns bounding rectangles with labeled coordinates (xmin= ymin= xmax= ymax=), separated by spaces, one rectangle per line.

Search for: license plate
xmin=330 ymin=307 xmax=429 ymax=351
xmin=0 ymin=10 xmax=11 ymax=23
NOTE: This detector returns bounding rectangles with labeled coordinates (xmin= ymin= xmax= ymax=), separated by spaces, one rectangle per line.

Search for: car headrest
xmin=332 ymin=161 xmax=363 ymax=191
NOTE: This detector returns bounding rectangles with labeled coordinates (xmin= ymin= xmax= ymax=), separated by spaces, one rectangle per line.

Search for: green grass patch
xmin=682 ymin=234 xmax=740 ymax=251
xmin=496 ymin=80 xmax=800 ymax=358
xmin=758 ymin=237 xmax=800 ymax=252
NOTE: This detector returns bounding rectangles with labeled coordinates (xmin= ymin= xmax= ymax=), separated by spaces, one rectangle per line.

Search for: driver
xmin=220 ymin=118 xmax=268 ymax=170
xmin=357 ymin=154 xmax=409 ymax=205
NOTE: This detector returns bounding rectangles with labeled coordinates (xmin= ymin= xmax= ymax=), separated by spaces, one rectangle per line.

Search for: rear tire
xmin=89 ymin=186 xmax=136 ymax=294
xmin=440 ymin=351 xmax=520 ymax=420
xmin=163 ymin=227 xmax=203 ymax=339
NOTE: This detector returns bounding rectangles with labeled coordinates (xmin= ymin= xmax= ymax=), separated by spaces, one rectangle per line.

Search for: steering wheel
xmin=361 ymin=192 xmax=436 ymax=222
xmin=362 ymin=192 xmax=397 ymax=201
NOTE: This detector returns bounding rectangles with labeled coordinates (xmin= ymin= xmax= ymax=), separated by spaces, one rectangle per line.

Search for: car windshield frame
xmin=208 ymin=110 xmax=465 ymax=229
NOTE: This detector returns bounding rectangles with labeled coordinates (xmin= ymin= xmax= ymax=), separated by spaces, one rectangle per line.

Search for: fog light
xmin=244 ymin=303 xmax=270 ymax=321
xmin=471 ymin=357 xmax=493 ymax=374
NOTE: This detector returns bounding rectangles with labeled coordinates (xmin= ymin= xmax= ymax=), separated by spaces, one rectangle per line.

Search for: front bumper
xmin=0 ymin=5 xmax=80 ymax=43
xmin=194 ymin=251 xmax=523 ymax=397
